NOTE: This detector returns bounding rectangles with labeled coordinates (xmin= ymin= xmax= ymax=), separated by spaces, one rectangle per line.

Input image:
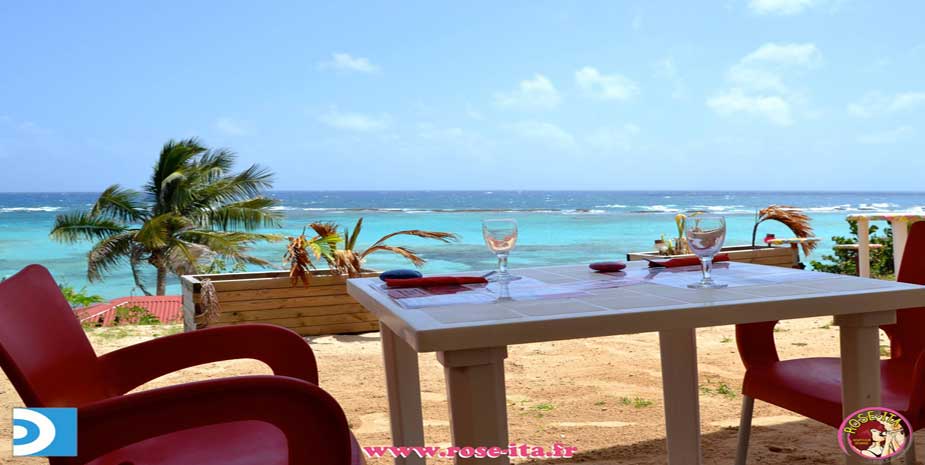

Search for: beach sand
xmin=0 ymin=318 xmax=916 ymax=464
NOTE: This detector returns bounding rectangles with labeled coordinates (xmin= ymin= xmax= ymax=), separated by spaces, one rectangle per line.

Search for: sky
xmin=0 ymin=0 xmax=923 ymax=192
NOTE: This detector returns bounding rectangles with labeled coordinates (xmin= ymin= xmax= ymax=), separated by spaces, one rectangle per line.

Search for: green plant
xmin=810 ymin=219 xmax=894 ymax=278
xmin=716 ymin=383 xmax=737 ymax=399
xmin=533 ymin=402 xmax=555 ymax=411
xmin=197 ymin=257 xmax=248 ymax=275
xmin=50 ymin=138 xmax=282 ymax=295
xmin=113 ymin=305 xmax=161 ymax=325
xmin=287 ymin=218 xmax=459 ymax=282
xmin=620 ymin=397 xmax=652 ymax=408
xmin=59 ymin=284 xmax=104 ymax=308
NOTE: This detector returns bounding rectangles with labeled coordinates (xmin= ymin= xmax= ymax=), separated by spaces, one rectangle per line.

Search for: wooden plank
xmin=293 ymin=321 xmax=380 ymax=336
xmin=215 ymin=284 xmax=350 ymax=302
xmin=209 ymin=320 xmax=381 ymax=335
xmin=213 ymin=303 xmax=369 ymax=323
xmin=210 ymin=277 xmax=294 ymax=292
xmin=218 ymin=294 xmax=359 ymax=312
xmin=248 ymin=311 xmax=378 ymax=329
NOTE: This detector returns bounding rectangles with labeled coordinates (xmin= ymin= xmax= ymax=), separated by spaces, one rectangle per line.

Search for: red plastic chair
xmin=734 ymin=221 xmax=925 ymax=465
xmin=0 ymin=264 xmax=364 ymax=465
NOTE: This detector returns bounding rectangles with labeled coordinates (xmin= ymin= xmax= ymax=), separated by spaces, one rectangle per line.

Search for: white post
xmin=892 ymin=219 xmax=909 ymax=279
xmin=857 ymin=217 xmax=871 ymax=278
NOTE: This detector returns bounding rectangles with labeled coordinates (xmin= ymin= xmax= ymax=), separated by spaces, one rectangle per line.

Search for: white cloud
xmin=707 ymin=42 xmax=819 ymax=126
xmin=891 ymin=92 xmax=925 ymax=112
xmin=318 ymin=109 xmax=389 ymax=132
xmin=507 ymin=121 xmax=575 ymax=149
xmin=631 ymin=13 xmax=643 ymax=31
xmin=741 ymin=43 xmax=822 ymax=68
xmin=575 ymin=67 xmax=639 ymax=101
xmin=857 ymin=126 xmax=913 ymax=144
xmin=849 ymin=92 xmax=925 ymax=118
xmin=726 ymin=66 xmax=788 ymax=93
xmin=494 ymin=75 xmax=561 ymax=109
xmin=213 ymin=117 xmax=253 ymax=136
xmin=707 ymin=90 xmax=793 ymax=126
xmin=653 ymin=58 xmax=684 ymax=99
xmin=586 ymin=124 xmax=641 ymax=151
xmin=318 ymin=53 xmax=380 ymax=74
xmin=748 ymin=0 xmax=818 ymax=15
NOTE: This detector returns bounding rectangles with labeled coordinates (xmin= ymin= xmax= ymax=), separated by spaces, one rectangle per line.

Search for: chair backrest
xmin=883 ymin=221 xmax=925 ymax=360
xmin=0 ymin=265 xmax=109 ymax=406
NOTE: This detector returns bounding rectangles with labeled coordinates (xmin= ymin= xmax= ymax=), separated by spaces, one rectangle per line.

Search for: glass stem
xmin=701 ymin=256 xmax=713 ymax=283
xmin=497 ymin=253 xmax=509 ymax=275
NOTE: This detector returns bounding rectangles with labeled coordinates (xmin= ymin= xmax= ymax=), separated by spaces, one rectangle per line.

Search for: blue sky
xmin=0 ymin=1 xmax=923 ymax=192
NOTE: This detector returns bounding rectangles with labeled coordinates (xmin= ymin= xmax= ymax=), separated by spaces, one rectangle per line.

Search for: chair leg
xmin=735 ymin=395 xmax=755 ymax=465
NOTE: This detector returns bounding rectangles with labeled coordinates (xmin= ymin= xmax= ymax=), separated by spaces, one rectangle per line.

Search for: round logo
xmin=838 ymin=407 xmax=911 ymax=460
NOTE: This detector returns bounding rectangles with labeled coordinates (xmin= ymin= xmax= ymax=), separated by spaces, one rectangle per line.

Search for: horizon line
xmin=4 ymin=189 xmax=925 ymax=194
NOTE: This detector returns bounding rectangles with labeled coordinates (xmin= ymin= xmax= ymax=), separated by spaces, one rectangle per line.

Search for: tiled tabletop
xmin=347 ymin=261 xmax=925 ymax=352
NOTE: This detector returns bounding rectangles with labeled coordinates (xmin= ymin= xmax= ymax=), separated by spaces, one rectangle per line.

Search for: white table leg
xmin=659 ymin=328 xmax=702 ymax=465
xmin=892 ymin=219 xmax=909 ymax=278
xmin=381 ymin=323 xmax=426 ymax=465
xmin=835 ymin=311 xmax=896 ymax=465
xmin=858 ymin=217 xmax=871 ymax=278
xmin=437 ymin=347 xmax=509 ymax=465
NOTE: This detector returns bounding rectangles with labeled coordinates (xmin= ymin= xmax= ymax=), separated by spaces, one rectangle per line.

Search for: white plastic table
xmin=847 ymin=213 xmax=925 ymax=278
xmin=347 ymin=262 xmax=925 ymax=465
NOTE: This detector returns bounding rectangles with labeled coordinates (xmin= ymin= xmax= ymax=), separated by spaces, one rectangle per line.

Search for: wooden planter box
xmin=180 ymin=269 xmax=380 ymax=336
xmin=627 ymin=245 xmax=798 ymax=268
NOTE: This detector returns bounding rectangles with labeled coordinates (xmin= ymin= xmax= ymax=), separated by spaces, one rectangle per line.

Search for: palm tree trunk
xmin=156 ymin=265 xmax=167 ymax=296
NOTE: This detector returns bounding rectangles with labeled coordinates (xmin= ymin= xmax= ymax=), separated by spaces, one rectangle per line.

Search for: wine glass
xmin=684 ymin=214 xmax=727 ymax=289
xmin=482 ymin=219 xmax=520 ymax=282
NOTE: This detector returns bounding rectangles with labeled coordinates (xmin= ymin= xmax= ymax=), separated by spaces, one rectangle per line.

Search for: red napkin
xmin=648 ymin=253 xmax=730 ymax=268
xmin=385 ymin=276 xmax=488 ymax=288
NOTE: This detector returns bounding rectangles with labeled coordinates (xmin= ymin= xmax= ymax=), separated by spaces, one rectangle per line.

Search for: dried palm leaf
xmin=284 ymin=233 xmax=314 ymax=287
xmin=752 ymin=205 xmax=816 ymax=255
xmin=361 ymin=245 xmax=426 ymax=266
xmin=367 ymin=230 xmax=459 ymax=249
xmin=197 ymin=278 xmax=222 ymax=329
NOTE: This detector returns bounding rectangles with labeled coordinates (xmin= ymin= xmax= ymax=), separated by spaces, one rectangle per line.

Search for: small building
xmin=76 ymin=296 xmax=182 ymax=326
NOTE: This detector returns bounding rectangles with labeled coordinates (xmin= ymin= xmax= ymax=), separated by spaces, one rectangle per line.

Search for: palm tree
xmin=51 ymin=138 xmax=282 ymax=295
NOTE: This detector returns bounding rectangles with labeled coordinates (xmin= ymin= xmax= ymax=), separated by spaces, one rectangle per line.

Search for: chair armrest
xmin=735 ymin=321 xmax=781 ymax=370
xmin=98 ymin=324 xmax=318 ymax=395
xmin=52 ymin=376 xmax=352 ymax=465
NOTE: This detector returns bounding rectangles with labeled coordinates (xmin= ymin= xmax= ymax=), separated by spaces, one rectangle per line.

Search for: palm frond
xmin=368 ymin=230 xmax=459 ymax=249
xmin=332 ymin=249 xmax=364 ymax=277
xmin=207 ymin=197 xmax=283 ymax=230
xmin=361 ymin=245 xmax=426 ymax=267
xmin=345 ymin=218 xmax=363 ymax=251
xmin=285 ymin=234 xmax=314 ymax=287
xmin=135 ymin=213 xmax=191 ymax=249
xmin=129 ymin=246 xmax=153 ymax=296
xmin=86 ymin=231 xmax=135 ymax=282
xmin=90 ymin=185 xmax=147 ymax=223
xmin=50 ymin=212 xmax=127 ymax=244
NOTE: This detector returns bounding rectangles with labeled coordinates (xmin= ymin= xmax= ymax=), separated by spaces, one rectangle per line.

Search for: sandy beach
xmin=0 ymin=317 xmax=916 ymax=464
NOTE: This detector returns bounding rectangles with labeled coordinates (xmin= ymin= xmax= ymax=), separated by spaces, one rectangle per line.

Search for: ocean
xmin=2 ymin=191 xmax=923 ymax=299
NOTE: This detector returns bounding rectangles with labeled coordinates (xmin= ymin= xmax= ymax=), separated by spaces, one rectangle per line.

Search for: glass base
xmin=687 ymin=280 xmax=727 ymax=289
xmin=486 ymin=273 xmax=521 ymax=283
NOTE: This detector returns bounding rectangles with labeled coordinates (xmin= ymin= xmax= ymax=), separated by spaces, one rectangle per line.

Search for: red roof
xmin=76 ymin=296 xmax=182 ymax=326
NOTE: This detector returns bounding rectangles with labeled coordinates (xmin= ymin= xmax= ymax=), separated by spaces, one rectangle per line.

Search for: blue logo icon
xmin=12 ymin=408 xmax=77 ymax=457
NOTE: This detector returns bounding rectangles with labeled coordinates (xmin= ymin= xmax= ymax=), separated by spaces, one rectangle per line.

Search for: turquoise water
xmin=2 ymin=191 xmax=923 ymax=299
